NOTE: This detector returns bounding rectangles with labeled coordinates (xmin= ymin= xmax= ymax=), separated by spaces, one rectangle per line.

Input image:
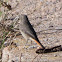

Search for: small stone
xmin=54 ymin=54 xmax=57 ymax=57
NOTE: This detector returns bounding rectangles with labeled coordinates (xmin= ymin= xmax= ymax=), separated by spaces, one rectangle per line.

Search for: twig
xmin=1 ymin=32 xmax=10 ymax=49
xmin=32 ymin=54 xmax=39 ymax=62
xmin=0 ymin=0 xmax=12 ymax=10
xmin=0 ymin=23 xmax=16 ymax=32
xmin=20 ymin=53 xmax=22 ymax=62
xmin=36 ymin=45 xmax=62 ymax=54
xmin=0 ymin=59 xmax=2 ymax=62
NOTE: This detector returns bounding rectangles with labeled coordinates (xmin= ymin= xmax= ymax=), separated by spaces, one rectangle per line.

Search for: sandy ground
xmin=0 ymin=0 xmax=62 ymax=62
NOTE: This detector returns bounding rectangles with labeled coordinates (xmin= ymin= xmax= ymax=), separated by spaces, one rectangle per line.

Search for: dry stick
xmin=37 ymin=29 xmax=62 ymax=34
xmin=0 ymin=59 xmax=2 ymax=62
xmin=1 ymin=32 xmax=11 ymax=50
xmin=0 ymin=23 xmax=16 ymax=32
xmin=32 ymin=54 xmax=39 ymax=62
xmin=20 ymin=53 xmax=22 ymax=62
xmin=0 ymin=0 xmax=12 ymax=10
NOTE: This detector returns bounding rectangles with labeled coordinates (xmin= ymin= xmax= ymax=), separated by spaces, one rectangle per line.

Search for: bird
xmin=19 ymin=14 xmax=45 ymax=49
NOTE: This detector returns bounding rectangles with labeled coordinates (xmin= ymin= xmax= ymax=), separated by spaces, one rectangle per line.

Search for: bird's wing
xmin=19 ymin=15 xmax=36 ymax=39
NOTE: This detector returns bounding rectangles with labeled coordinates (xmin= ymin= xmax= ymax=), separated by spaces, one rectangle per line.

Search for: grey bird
xmin=19 ymin=14 xmax=45 ymax=49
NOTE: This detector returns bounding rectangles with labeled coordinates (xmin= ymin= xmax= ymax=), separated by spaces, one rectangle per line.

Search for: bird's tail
xmin=30 ymin=37 xmax=45 ymax=49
